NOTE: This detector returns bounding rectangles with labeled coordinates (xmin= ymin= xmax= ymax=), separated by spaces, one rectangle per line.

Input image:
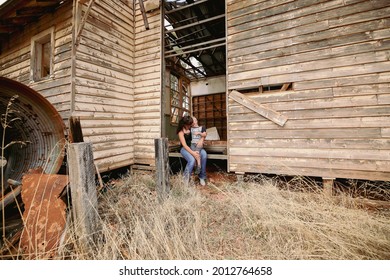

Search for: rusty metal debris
xmin=20 ymin=169 xmax=69 ymax=259
xmin=0 ymin=183 xmax=21 ymax=211
xmin=1 ymin=77 xmax=68 ymax=259
xmin=0 ymin=77 xmax=66 ymax=183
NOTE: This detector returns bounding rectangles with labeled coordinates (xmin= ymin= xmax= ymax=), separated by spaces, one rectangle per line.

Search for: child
xmin=190 ymin=117 xmax=207 ymax=175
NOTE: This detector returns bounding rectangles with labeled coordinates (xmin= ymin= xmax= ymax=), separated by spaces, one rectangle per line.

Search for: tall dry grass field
xmin=58 ymin=172 xmax=390 ymax=260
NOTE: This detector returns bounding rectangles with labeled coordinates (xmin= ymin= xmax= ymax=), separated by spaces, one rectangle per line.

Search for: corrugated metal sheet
xmin=0 ymin=77 xmax=66 ymax=182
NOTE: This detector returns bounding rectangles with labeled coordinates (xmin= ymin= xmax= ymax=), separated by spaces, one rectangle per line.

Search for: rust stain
xmin=20 ymin=170 xmax=69 ymax=259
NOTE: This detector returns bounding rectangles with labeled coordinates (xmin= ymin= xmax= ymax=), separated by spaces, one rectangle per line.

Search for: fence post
xmin=68 ymin=142 xmax=98 ymax=247
xmin=323 ymin=178 xmax=334 ymax=196
xmin=154 ymin=138 xmax=170 ymax=202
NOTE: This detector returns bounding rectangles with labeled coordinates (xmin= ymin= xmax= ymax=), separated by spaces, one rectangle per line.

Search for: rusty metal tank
xmin=0 ymin=77 xmax=66 ymax=182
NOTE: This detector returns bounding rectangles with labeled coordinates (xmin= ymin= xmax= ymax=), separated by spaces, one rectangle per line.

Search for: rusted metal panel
xmin=20 ymin=171 xmax=69 ymax=259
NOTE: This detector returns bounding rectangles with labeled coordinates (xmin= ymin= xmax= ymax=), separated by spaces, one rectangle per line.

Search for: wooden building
xmin=0 ymin=0 xmax=389 ymax=181
xmin=226 ymin=0 xmax=390 ymax=181
xmin=0 ymin=0 xmax=138 ymax=173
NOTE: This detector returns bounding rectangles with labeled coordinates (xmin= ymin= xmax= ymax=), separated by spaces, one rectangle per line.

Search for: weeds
xmin=58 ymin=172 xmax=390 ymax=260
xmin=1 ymin=95 xmax=28 ymax=242
xmin=1 ymin=95 xmax=32 ymax=254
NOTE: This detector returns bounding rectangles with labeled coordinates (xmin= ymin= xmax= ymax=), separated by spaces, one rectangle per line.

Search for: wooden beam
xmin=165 ymin=42 xmax=225 ymax=58
xmin=0 ymin=25 xmax=20 ymax=33
xmin=281 ymin=83 xmax=291 ymax=91
xmin=144 ymin=0 xmax=159 ymax=12
xmin=229 ymin=90 xmax=288 ymax=127
xmin=177 ymin=55 xmax=207 ymax=77
xmin=155 ymin=138 xmax=170 ymax=202
xmin=68 ymin=142 xmax=99 ymax=248
xmin=169 ymin=152 xmax=227 ymax=160
xmin=165 ymin=14 xmax=225 ymax=34
xmin=165 ymin=37 xmax=225 ymax=55
xmin=16 ymin=6 xmax=54 ymax=16
xmin=165 ymin=0 xmax=209 ymax=15
xmin=138 ymin=0 xmax=149 ymax=30
xmin=75 ymin=0 xmax=96 ymax=45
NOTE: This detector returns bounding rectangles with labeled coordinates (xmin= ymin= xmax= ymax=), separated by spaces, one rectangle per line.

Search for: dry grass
xmin=57 ymin=172 xmax=390 ymax=260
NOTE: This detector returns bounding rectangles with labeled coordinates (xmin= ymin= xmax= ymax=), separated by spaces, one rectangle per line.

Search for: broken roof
xmin=0 ymin=0 xmax=226 ymax=79
xmin=164 ymin=0 xmax=226 ymax=80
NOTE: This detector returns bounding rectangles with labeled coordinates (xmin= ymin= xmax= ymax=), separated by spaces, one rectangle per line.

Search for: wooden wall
xmin=193 ymin=93 xmax=227 ymax=141
xmin=0 ymin=1 xmax=73 ymax=120
xmin=72 ymin=0 xmax=135 ymax=172
xmin=226 ymin=0 xmax=390 ymax=180
xmin=133 ymin=2 xmax=161 ymax=166
xmin=0 ymin=0 xmax=136 ymax=173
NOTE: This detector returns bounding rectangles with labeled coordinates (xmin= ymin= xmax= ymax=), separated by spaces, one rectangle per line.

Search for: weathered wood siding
xmin=133 ymin=3 xmax=161 ymax=166
xmin=73 ymin=0 xmax=135 ymax=172
xmin=0 ymin=1 xmax=73 ymax=120
xmin=227 ymin=0 xmax=390 ymax=180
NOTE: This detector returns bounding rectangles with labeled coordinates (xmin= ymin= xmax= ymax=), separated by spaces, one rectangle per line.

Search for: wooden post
xmin=236 ymin=172 xmax=245 ymax=182
xmin=154 ymin=138 xmax=170 ymax=202
xmin=323 ymin=178 xmax=334 ymax=196
xmin=68 ymin=142 xmax=98 ymax=247
xmin=69 ymin=116 xmax=84 ymax=143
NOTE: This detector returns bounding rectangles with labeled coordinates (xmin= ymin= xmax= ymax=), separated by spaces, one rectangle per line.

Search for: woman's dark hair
xmin=176 ymin=115 xmax=193 ymax=134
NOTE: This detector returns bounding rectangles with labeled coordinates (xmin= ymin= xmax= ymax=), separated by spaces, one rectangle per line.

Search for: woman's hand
xmin=192 ymin=151 xmax=200 ymax=161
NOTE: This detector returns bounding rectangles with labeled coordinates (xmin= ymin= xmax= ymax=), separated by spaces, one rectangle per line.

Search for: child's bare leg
xmin=195 ymin=148 xmax=202 ymax=175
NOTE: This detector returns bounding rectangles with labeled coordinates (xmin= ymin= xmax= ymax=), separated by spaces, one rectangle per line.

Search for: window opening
xmin=31 ymin=28 xmax=54 ymax=81
xmin=170 ymin=73 xmax=190 ymax=124
xmin=239 ymin=83 xmax=292 ymax=94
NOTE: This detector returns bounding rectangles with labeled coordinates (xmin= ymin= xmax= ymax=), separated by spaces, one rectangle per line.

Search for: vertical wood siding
xmin=133 ymin=2 xmax=161 ymax=166
xmin=226 ymin=0 xmax=390 ymax=180
xmin=73 ymin=0 xmax=135 ymax=172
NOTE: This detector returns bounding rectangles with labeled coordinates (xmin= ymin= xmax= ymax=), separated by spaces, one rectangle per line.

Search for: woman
xmin=176 ymin=115 xmax=207 ymax=185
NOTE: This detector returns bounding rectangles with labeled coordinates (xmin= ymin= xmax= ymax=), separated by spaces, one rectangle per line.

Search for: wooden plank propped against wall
xmin=281 ymin=83 xmax=291 ymax=91
xmin=138 ymin=0 xmax=149 ymax=30
xmin=229 ymin=90 xmax=288 ymax=127
xmin=75 ymin=0 xmax=96 ymax=46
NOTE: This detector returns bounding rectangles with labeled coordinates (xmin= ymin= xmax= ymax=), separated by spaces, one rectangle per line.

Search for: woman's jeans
xmin=180 ymin=147 xmax=207 ymax=182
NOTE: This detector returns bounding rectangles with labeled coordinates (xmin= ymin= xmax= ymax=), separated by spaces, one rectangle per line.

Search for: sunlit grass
xmin=57 ymin=172 xmax=390 ymax=260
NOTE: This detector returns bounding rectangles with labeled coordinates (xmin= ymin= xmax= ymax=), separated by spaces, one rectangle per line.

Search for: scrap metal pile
xmin=0 ymin=77 xmax=68 ymax=259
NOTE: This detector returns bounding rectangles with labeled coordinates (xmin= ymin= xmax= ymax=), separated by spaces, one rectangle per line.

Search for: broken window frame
xmin=30 ymin=27 xmax=54 ymax=82
xmin=170 ymin=73 xmax=191 ymax=124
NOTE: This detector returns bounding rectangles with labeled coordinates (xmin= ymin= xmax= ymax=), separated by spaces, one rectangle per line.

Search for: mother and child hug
xmin=176 ymin=115 xmax=208 ymax=186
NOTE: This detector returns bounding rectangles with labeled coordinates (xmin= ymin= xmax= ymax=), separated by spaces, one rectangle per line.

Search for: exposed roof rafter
xmin=164 ymin=0 xmax=226 ymax=80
